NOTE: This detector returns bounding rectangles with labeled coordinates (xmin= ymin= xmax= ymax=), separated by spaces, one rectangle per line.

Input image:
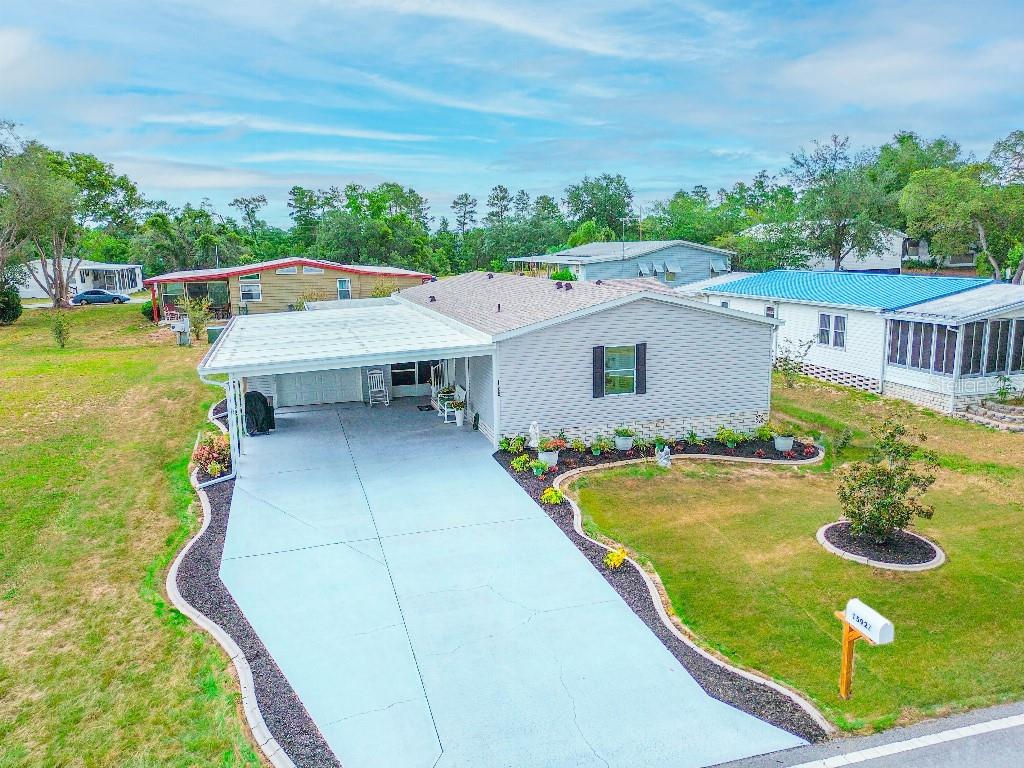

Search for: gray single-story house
xmin=508 ymin=240 xmax=732 ymax=286
xmin=198 ymin=272 xmax=778 ymax=463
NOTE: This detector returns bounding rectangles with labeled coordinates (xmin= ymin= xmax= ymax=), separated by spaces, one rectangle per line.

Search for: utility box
xmin=207 ymin=325 xmax=226 ymax=344
xmin=169 ymin=316 xmax=191 ymax=346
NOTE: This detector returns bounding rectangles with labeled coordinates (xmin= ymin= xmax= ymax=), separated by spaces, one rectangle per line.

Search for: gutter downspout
xmin=197 ymin=370 xmax=239 ymax=488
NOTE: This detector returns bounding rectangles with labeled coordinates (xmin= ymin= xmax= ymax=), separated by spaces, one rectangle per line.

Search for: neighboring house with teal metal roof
xmin=509 ymin=240 xmax=731 ymax=287
xmin=680 ymin=270 xmax=1024 ymax=415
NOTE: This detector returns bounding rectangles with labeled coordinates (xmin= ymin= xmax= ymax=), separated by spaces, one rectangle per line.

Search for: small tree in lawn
xmin=176 ymin=295 xmax=213 ymax=341
xmin=774 ymin=336 xmax=813 ymax=388
xmin=837 ymin=417 xmax=937 ymax=543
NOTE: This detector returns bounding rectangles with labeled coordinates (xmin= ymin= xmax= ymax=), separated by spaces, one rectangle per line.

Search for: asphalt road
xmin=716 ymin=701 xmax=1024 ymax=768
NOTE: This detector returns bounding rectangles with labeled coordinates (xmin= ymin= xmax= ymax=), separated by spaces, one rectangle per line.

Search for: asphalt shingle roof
xmin=703 ymin=270 xmax=992 ymax=311
xmin=398 ymin=272 xmax=674 ymax=335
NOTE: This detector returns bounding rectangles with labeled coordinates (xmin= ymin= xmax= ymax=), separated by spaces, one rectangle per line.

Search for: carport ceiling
xmin=198 ymin=302 xmax=494 ymax=377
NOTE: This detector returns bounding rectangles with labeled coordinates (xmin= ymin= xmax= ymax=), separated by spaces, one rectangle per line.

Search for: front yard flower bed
xmin=500 ymin=435 xmax=819 ymax=476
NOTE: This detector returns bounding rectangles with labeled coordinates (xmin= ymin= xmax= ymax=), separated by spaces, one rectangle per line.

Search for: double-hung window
xmin=604 ymin=346 xmax=636 ymax=395
xmin=239 ymin=274 xmax=262 ymax=302
xmin=337 ymin=278 xmax=351 ymax=300
xmin=765 ymin=306 xmax=776 ymax=319
xmin=818 ymin=313 xmax=846 ymax=348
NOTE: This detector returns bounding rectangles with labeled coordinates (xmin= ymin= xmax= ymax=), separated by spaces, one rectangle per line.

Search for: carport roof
xmin=197 ymin=300 xmax=494 ymax=376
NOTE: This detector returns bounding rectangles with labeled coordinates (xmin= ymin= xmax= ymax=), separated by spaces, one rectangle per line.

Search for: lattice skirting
xmin=799 ymin=363 xmax=881 ymax=393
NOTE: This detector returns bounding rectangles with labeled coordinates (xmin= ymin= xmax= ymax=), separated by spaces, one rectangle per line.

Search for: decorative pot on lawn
xmin=614 ymin=435 xmax=635 ymax=451
xmin=773 ymin=435 xmax=794 ymax=452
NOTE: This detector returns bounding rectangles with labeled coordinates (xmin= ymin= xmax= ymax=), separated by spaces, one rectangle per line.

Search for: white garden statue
xmin=528 ymin=421 xmax=541 ymax=449
xmin=656 ymin=444 xmax=672 ymax=468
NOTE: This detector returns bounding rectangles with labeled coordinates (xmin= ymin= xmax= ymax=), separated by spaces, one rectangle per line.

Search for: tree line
xmin=1 ymin=117 xmax=1022 ymax=312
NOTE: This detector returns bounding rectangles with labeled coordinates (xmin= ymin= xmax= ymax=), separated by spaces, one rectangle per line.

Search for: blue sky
xmin=3 ymin=1 xmax=1022 ymax=227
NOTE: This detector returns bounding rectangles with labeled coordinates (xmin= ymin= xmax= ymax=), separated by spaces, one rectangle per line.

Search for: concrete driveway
xmin=220 ymin=401 xmax=804 ymax=768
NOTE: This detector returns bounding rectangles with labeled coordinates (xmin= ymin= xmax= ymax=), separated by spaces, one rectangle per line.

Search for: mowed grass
xmin=572 ymin=376 xmax=1024 ymax=733
xmin=0 ymin=306 xmax=259 ymax=767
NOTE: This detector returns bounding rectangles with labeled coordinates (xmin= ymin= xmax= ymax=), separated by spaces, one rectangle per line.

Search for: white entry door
xmin=276 ymin=369 xmax=362 ymax=406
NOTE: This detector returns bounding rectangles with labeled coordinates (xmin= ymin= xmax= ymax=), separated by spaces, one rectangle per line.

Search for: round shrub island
xmin=817 ymin=521 xmax=944 ymax=570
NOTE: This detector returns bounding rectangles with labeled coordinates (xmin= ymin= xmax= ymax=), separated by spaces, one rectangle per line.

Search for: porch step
xmin=958 ymin=410 xmax=1024 ymax=432
xmin=978 ymin=400 xmax=1024 ymax=417
xmin=966 ymin=403 xmax=1024 ymax=424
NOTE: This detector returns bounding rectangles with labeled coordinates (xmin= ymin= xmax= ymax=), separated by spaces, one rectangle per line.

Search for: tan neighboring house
xmin=143 ymin=257 xmax=432 ymax=320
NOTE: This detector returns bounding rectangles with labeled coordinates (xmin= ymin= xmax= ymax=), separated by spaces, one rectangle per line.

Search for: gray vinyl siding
xmin=579 ymin=244 xmax=723 ymax=287
xmin=495 ymin=298 xmax=772 ymax=439
xmin=452 ymin=355 xmax=495 ymax=439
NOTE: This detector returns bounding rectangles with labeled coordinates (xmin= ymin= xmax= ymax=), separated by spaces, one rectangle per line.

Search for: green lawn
xmin=0 ymin=306 xmax=259 ymax=766
xmin=572 ymin=376 xmax=1024 ymax=733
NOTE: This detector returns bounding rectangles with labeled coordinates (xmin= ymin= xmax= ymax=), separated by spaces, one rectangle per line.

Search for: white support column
xmin=949 ymin=325 xmax=964 ymax=413
xmin=226 ymin=375 xmax=244 ymax=466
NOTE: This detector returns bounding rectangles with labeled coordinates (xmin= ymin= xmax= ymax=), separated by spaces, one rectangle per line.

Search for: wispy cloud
xmin=240 ymin=148 xmax=485 ymax=173
xmin=140 ymin=111 xmax=435 ymax=141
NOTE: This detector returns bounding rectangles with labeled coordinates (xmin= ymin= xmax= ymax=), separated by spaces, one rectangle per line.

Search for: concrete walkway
xmin=220 ymin=401 xmax=805 ymax=768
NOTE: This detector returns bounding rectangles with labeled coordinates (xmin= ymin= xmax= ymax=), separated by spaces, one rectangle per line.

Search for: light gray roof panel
xmin=885 ymin=283 xmax=1024 ymax=323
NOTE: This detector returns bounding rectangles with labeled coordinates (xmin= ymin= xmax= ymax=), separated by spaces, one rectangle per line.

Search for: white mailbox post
xmin=835 ymin=598 xmax=894 ymax=699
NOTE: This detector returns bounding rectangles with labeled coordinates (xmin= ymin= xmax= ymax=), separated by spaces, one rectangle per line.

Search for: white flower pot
xmin=538 ymin=450 xmax=559 ymax=467
xmin=454 ymin=410 xmax=465 ymax=427
xmin=773 ymin=435 xmax=794 ymax=452
xmin=614 ymin=436 xmax=635 ymax=451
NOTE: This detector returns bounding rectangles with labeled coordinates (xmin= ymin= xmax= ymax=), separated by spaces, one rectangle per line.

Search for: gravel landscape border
xmin=495 ymin=447 xmax=833 ymax=742
xmin=166 ymin=400 xmax=340 ymax=768
xmin=816 ymin=522 xmax=946 ymax=572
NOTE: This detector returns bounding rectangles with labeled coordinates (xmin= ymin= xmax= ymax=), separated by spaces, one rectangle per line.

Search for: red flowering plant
xmin=783 ymin=449 xmax=797 ymax=460
xmin=193 ymin=432 xmax=230 ymax=474
xmin=803 ymin=443 xmax=817 ymax=457
xmin=538 ymin=437 xmax=567 ymax=452
xmin=754 ymin=448 xmax=767 ymax=459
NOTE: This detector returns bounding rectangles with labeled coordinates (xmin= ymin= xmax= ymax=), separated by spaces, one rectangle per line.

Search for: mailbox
xmin=845 ymin=598 xmax=894 ymax=645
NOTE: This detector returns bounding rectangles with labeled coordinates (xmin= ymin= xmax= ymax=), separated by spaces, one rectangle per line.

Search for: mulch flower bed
xmin=493 ymin=448 xmax=828 ymax=743
xmin=823 ymin=521 xmax=939 ymax=565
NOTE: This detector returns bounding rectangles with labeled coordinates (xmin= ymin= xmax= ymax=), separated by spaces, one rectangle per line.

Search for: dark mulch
xmin=521 ymin=438 xmax=818 ymax=471
xmin=493 ymin=450 xmax=828 ymax=743
xmin=824 ymin=521 xmax=938 ymax=565
xmin=176 ymin=477 xmax=340 ymax=767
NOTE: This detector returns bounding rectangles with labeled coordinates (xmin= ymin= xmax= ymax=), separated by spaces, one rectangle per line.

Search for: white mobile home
xmin=199 ymin=272 xmax=779 ymax=462
xmin=683 ymin=270 xmax=1024 ymax=413
xmin=17 ymin=258 xmax=144 ymax=299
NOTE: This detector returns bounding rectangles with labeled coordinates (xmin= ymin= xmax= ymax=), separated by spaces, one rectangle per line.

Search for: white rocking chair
xmin=367 ymin=368 xmax=389 ymax=407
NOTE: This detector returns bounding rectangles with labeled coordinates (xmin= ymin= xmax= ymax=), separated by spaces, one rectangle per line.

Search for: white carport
xmin=197 ymin=299 xmax=496 ymax=474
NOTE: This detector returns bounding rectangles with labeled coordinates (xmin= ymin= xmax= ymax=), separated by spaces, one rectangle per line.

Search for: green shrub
xmin=633 ymin=436 xmax=653 ymax=451
xmin=683 ymin=429 xmax=704 ymax=447
xmin=540 ymin=487 xmax=564 ymax=505
xmin=176 ymin=296 xmax=213 ymax=340
xmin=837 ymin=418 xmax=938 ymax=542
xmin=570 ymin=438 xmax=586 ymax=453
xmin=549 ymin=268 xmax=577 ymax=281
xmin=193 ymin=432 xmax=230 ymax=468
xmin=753 ymin=423 xmax=776 ymax=442
xmin=529 ymin=459 xmax=548 ymax=474
xmin=0 ymin=285 xmax=22 ymax=325
xmin=715 ymin=426 xmax=747 ymax=448
xmin=51 ymin=312 xmax=70 ymax=348
xmin=206 ymin=460 xmax=225 ymax=478
xmin=510 ymin=454 xmax=532 ymax=472
xmin=590 ymin=436 xmax=612 ymax=454
xmin=614 ymin=426 xmax=635 ymax=438
xmin=140 ymin=299 xmax=155 ymax=321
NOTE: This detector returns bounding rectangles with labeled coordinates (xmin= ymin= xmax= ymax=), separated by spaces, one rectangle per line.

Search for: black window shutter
xmin=635 ymin=342 xmax=647 ymax=395
xmin=592 ymin=346 xmax=605 ymax=398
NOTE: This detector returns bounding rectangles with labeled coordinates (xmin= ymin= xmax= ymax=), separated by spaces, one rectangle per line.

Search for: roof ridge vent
xmin=555 ymin=281 xmax=563 ymax=289
xmin=487 ymin=272 xmax=494 ymax=279
xmin=564 ymin=282 xmax=573 ymax=291
xmin=428 ymin=295 xmax=436 ymax=302
xmin=595 ymin=279 xmax=603 ymax=285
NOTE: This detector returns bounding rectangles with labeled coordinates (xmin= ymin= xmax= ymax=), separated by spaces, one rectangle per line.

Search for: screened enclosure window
xmin=417 ymin=360 xmax=440 ymax=385
xmin=162 ymin=282 xmax=184 ymax=304
xmin=986 ymin=320 xmax=1012 ymax=374
xmin=933 ymin=326 xmax=957 ymax=374
xmin=1012 ymin=322 xmax=1024 ymax=372
xmin=337 ymin=278 xmax=351 ymax=300
xmin=604 ymin=346 xmax=636 ymax=395
xmin=962 ymin=321 xmax=986 ymax=375
xmin=390 ymin=362 xmax=416 ymax=386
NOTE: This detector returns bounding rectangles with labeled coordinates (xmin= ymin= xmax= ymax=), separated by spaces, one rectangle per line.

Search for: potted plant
xmin=590 ymin=435 xmax=608 ymax=456
xmin=773 ymin=431 xmax=795 ymax=452
xmin=537 ymin=437 xmax=566 ymax=466
xmin=452 ymin=399 xmax=466 ymax=426
xmin=529 ymin=459 xmax=548 ymax=477
xmin=613 ymin=427 xmax=635 ymax=452
xmin=654 ymin=435 xmax=668 ymax=452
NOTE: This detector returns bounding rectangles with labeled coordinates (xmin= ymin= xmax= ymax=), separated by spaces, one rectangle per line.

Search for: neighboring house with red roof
xmin=143 ymin=257 xmax=432 ymax=320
